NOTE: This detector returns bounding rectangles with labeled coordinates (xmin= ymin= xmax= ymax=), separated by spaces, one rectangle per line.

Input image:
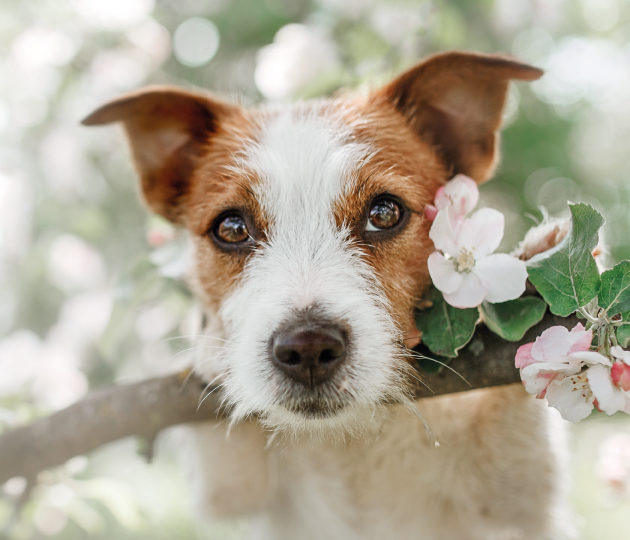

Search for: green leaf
xmin=414 ymin=287 xmax=479 ymax=358
xmin=481 ymin=297 xmax=547 ymax=342
xmin=527 ymin=203 xmax=603 ymax=316
xmin=599 ymin=261 xmax=630 ymax=316
xmin=617 ymin=311 xmax=630 ymax=348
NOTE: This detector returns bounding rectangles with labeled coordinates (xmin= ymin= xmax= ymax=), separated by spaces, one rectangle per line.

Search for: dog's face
xmin=84 ymin=52 xmax=541 ymax=431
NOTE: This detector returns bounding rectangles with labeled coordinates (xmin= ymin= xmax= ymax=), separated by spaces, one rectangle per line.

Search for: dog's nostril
xmin=287 ymin=351 xmax=301 ymax=365
xmin=318 ymin=348 xmax=336 ymax=364
xmin=272 ymin=326 xmax=347 ymax=387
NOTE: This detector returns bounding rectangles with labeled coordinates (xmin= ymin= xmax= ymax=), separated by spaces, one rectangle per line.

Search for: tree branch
xmin=0 ymin=313 xmax=576 ymax=485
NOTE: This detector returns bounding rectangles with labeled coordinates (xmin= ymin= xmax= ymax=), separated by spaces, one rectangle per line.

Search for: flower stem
xmin=577 ymin=307 xmax=599 ymax=326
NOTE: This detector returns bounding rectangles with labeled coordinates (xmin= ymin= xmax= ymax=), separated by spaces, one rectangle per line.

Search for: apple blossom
xmin=515 ymin=323 xmax=614 ymax=421
xmin=516 ymin=324 xmax=595 ymax=394
xmin=428 ymin=204 xmax=528 ymax=308
xmin=515 ymin=323 xmax=630 ymax=421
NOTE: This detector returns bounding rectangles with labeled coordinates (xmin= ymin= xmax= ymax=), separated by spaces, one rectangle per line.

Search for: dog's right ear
xmin=82 ymin=87 xmax=241 ymax=224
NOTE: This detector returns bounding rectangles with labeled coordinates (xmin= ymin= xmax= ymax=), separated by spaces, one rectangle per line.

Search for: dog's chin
xmin=256 ymin=398 xmax=390 ymax=439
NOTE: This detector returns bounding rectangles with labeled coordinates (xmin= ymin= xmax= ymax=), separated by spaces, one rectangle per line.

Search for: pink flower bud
xmin=424 ymin=204 xmax=438 ymax=222
xmin=611 ymin=362 xmax=630 ymax=392
xmin=147 ymin=231 xmax=169 ymax=247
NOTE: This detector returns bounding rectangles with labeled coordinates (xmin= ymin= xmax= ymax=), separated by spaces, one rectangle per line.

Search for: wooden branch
xmin=0 ymin=313 xmax=576 ymax=485
xmin=0 ymin=371 xmax=221 ymax=485
xmin=411 ymin=314 xmax=576 ymax=397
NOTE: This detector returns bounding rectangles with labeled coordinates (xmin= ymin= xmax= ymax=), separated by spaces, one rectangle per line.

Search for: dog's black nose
xmin=272 ymin=326 xmax=346 ymax=387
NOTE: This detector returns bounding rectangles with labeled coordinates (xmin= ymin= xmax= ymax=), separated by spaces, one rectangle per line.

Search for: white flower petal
xmin=531 ymin=326 xmax=572 ymax=363
xmin=429 ymin=207 xmax=459 ymax=255
xmin=475 ymin=254 xmax=527 ymax=303
xmin=566 ymin=323 xmax=592 ymax=354
xmin=443 ymin=272 xmax=486 ymax=308
xmin=520 ymin=369 xmax=556 ymax=397
xmin=457 ymin=208 xmax=504 ymax=257
xmin=521 ymin=362 xmax=581 ymax=376
xmin=588 ymin=364 xmax=627 ymax=415
xmin=428 ymin=252 xmax=462 ymax=294
xmin=569 ymin=350 xmax=611 ymax=367
xmin=545 ymin=377 xmax=594 ymax=422
xmin=434 ymin=186 xmax=447 ymax=208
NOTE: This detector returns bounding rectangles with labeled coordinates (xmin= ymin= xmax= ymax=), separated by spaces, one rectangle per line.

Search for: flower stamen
xmin=455 ymin=248 xmax=476 ymax=273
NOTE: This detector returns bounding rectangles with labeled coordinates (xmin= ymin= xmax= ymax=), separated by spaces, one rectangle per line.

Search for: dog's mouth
xmin=283 ymin=397 xmax=347 ymax=418
xmin=273 ymin=375 xmax=354 ymax=419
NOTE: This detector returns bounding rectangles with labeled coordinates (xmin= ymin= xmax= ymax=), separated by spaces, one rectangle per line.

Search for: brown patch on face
xmin=82 ymin=87 xmax=273 ymax=315
xmin=331 ymin=99 xmax=448 ymax=347
xmin=181 ymin=111 xmax=273 ymax=313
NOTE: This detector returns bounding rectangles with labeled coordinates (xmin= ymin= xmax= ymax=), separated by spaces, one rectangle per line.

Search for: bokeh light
xmin=173 ymin=17 xmax=220 ymax=67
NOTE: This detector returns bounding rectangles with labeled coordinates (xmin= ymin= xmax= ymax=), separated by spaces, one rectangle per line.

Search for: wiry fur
xmin=196 ymin=106 xmax=413 ymax=433
xmin=84 ymin=52 xmax=573 ymax=539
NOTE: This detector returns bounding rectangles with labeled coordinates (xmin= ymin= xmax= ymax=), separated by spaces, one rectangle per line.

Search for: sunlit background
xmin=1 ymin=0 xmax=630 ymax=538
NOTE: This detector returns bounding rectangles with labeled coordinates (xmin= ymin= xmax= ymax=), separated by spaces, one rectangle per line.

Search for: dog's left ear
xmin=376 ymin=51 xmax=542 ymax=183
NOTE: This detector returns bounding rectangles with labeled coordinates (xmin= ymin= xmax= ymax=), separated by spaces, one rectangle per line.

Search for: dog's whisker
xmin=197 ymin=383 xmax=224 ymax=411
xmin=163 ymin=334 xmax=230 ymax=344
xmin=177 ymin=344 xmax=228 ymax=352
xmin=404 ymin=369 xmax=434 ymax=394
xmin=197 ymin=373 xmax=225 ymax=403
xmin=198 ymin=378 xmax=219 ymax=400
xmin=217 ymin=391 xmax=238 ymax=419
xmin=170 ymin=345 xmax=227 ymax=364
xmin=264 ymin=430 xmax=279 ymax=450
xmin=409 ymin=351 xmax=471 ymax=387
xmin=176 ymin=368 xmax=198 ymax=392
xmin=399 ymin=396 xmax=438 ymax=447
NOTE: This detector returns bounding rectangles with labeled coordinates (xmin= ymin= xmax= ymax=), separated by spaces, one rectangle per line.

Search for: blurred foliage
xmin=1 ymin=0 xmax=630 ymax=538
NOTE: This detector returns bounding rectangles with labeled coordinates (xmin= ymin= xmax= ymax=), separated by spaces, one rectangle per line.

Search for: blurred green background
xmin=1 ymin=0 xmax=630 ymax=538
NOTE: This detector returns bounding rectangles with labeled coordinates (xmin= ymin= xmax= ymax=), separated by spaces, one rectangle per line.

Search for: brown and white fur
xmin=84 ymin=51 xmax=572 ymax=539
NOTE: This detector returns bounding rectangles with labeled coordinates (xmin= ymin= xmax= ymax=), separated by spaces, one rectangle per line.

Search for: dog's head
xmin=84 ymin=52 xmax=541 ymax=431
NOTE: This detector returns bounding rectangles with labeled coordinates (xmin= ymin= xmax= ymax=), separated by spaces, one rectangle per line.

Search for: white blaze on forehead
xmin=243 ymin=106 xmax=371 ymax=230
xmin=236 ymin=106 xmax=373 ymax=311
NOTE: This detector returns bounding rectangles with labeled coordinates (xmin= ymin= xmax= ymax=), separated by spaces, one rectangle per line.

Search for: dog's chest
xmin=256 ymin=410 xmax=436 ymax=539
xmin=251 ymin=388 xmax=562 ymax=540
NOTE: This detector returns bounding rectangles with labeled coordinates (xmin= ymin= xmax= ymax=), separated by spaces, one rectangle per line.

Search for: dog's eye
xmin=366 ymin=197 xmax=403 ymax=232
xmin=214 ymin=214 xmax=250 ymax=244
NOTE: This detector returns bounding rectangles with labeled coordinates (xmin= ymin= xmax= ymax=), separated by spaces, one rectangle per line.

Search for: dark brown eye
xmin=366 ymin=197 xmax=402 ymax=232
xmin=214 ymin=214 xmax=250 ymax=244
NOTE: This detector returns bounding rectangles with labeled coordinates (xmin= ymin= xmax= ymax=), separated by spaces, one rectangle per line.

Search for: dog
xmin=83 ymin=51 xmax=572 ymax=539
